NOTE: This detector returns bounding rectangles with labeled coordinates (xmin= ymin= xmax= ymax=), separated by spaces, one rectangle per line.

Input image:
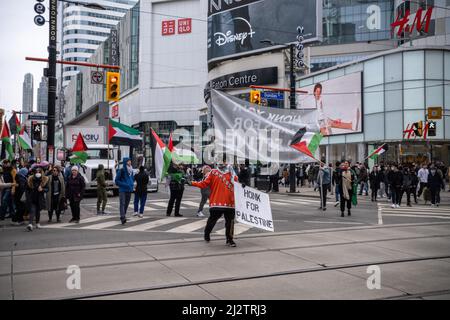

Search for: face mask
xmin=431 ymin=170 xmax=436 ymax=174
xmin=35 ymin=173 xmax=42 ymax=178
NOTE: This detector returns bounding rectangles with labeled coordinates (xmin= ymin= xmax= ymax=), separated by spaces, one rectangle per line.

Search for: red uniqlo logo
xmin=112 ymin=105 xmax=119 ymax=118
xmin=162 ymin=20 xmax=175 ymax=35
xmin=178 ymin=18 xmax=192 ymax=34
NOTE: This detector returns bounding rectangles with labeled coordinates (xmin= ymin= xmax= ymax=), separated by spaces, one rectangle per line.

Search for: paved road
xmin=1 ymin=186 xmax=449 ymax=252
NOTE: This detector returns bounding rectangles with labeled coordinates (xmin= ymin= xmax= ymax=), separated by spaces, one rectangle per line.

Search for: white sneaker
xmin=396 ymin=204 xmax=400 ymax=208
xmin=26 ymin=224 xmax=33 ymax=231
xmin=133 ymin=212 xmax=139 ymax=217
xmin=138 ymin=214 xmax=144 ymax=218
xmin=36 ymin=223 xmax=41 ymax=229
xmin=391 ymin=204 xmax=396 ymax=208
xmin=197 ymin=212 xmax=205 ymax=217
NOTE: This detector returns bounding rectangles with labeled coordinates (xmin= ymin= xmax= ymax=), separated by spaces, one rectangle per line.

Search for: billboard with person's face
xmin=298 ymin=72 xmax=363 ymax=136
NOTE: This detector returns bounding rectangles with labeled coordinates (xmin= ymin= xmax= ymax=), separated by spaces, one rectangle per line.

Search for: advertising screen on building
xmin=207 ymin=0 xmax=322 ymax=67
xmin=298 ymin=72 xmax=362 ymax=136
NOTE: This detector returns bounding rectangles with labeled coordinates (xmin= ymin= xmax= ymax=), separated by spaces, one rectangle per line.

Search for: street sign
xmin=34 ymin=15 xmax=45 ymax=26
xmin=91 ymin=71 xmax=104 ymax=84
xmin=28 ymin=114 xmax=48 ymax=121
xmin=261 ymin=91 xmax=284 ymax=100
xmin=34 ymin=2 xmax=45 ymax=14
xmin=427 ymin=107 xmax=442 ymax=120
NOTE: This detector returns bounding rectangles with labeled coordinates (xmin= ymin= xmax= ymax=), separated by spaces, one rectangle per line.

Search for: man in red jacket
xmin=190 ymin=163 xmax=238 ymax=247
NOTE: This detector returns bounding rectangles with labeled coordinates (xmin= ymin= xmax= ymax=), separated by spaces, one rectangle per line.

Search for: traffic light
xmin=32 ymin=122 xmax=42 ymax=141
xmin=427 ymin=121 xmax=436 ymax=136
xmin=106 ymin=71 xmax=120 ymax=102
xmin=250 ymin=90 xmax=261 ymax=105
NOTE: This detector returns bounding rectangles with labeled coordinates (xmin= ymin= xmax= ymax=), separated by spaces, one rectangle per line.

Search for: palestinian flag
xmin=290 ymin=128 xmax=323 ymax=159
xmin=0 ymin=120 xmax=14 ymax=160
xmin=369 ymin=144 xmax=389 ymax=160
xmin=108 ymin=118 xmax=142 ymax=147
xmin=8 ymin=112 xmax=21 ymax=134
xmin=18 ymin=127 xmax=32 ymax=150
xmin=172 ymin=148 xmax=200 ymax=164
xmin=69 ymin=133 xmax=88 ymax=164
xmin=151 ymin=129 xmax=172 ymax=181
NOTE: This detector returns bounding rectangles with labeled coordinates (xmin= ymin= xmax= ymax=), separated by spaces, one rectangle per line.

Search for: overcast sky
xmin=0 ymin=0 xmax=48 ymax=117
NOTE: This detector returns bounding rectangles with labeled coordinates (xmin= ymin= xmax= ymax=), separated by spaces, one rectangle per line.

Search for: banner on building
xmin=210 ymin=89 xmax=320 ymax=163
xmin=234 ymin=182 xmax=274 ymax=232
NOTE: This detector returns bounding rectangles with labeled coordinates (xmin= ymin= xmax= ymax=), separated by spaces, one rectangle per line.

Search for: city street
xmin=1 ymin=186 xmax=450 ymax=300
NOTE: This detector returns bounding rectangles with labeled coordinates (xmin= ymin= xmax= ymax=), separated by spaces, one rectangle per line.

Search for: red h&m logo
xmin=178 ymin=18 xmax=192 ymax=34
xmin=162 ymin=20 xmax=176 ymax=35
xmin=391 ymin=5 xmax=433 ymax=37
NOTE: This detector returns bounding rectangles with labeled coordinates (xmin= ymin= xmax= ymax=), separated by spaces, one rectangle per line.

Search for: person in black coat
xmin=26 ymin=167 xmax=49 ymax=231
xmin=66 ymin=166 xmax=86 ymax=223
xmin=369 ymin=165 xmax=382 ymax=202
xmin=388 ymin=165 xmax=403 ymax=208
xmin=238 ymin=164 xmax=251 ymax=186
xmin=133 ymin=166 xmax=149 ymax=218
xmin=428 ymin=166 xmax=444 ymax=207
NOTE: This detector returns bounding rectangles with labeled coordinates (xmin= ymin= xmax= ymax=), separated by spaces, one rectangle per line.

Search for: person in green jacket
xmin=96 ymin=164 xmax=108 ymax=215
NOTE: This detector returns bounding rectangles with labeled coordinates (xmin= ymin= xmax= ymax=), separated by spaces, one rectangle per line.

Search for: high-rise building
xmin=37 ymin=76 xmax=48 ymax=114
xmin=60 ymin=0 xmax=138 ymax=88
xmin=22 ymin=73 xmax=34 ymax=124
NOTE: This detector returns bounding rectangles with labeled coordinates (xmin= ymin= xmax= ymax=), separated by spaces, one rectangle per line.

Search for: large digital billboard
xmin=207 ymin=0 xmax=322 ymax=68
xmin=298 ymin=72 xmax=363 ymax=136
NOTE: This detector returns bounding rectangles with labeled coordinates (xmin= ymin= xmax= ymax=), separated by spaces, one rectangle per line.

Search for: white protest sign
xmin=233 ymin=182 xmax=274 ymax=232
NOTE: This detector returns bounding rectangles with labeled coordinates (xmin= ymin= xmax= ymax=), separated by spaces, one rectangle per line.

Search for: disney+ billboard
xmin=207 ymin=0 xmax=322 ymax=68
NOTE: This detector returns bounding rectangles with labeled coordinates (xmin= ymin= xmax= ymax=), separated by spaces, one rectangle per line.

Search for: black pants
xmin=319 ymin=184 xmax=330 ymax=208
xmin=205 ymin=208 xmax=235 ymax=242
xmin=400 ymin=188 xmax=417 ymax=205
xmin=430 ymin=187 xmax=441 ymax=205
xmin=371 ymin=187 xmax=379 ymax=201
xmin=13 ymin=193 xmax=25 ymax=223
xmin=167 ymin=188 xmax=184 ymax=216
xmin=48 ymin=194 xmax=61 ymax=220
xmin=391 ymin=186 xmax=402 ymax=205
xmin=340 ymin=189 xmax=352 ymax=213
xmin=70 ymin=200 xmax=81 ymax=220
xmin=418 ymin=182 xmax=427 ymax=197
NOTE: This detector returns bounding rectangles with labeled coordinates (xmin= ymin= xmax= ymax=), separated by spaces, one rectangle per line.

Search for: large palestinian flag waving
xmin=108 ymin=118 xmax=142 ymax=147
xmin=0 ymin=120 xmax=14 ymax=160
xmin=69 ymin=133 xmax=89 ymax=164
xmin=289 ymin=128 xmax=323 ymax=159
xmin=151 ymin=129 xmax=172 ymax=181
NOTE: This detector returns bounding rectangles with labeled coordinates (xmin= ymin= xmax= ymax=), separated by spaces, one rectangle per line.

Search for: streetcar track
xmin=56 ymin=254 xmax=450 ymax=300
xmin=3 ymin=233 xmax=450 ymax=277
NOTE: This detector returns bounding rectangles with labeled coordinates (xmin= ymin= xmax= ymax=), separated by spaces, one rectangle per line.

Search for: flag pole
xmin=107 ymin=117 xmax=110 ymax=171
xmin=364 ymin=143 xmax=387 ymax=161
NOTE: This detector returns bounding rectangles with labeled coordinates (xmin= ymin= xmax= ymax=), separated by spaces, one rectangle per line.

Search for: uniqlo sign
xmin=178 ymin=18 xmax=192 ymax=34
xmin=112 ymin=105 xmax=119 ymax=118
xmin=162 ymin=20 xmax=175 ymax=35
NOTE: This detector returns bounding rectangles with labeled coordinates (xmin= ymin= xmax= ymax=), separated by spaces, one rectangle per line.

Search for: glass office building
xmin=298 ymin=46 xmax=450 ymax=165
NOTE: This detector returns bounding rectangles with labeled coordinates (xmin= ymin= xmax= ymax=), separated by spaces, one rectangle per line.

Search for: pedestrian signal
xmin=106 ymin=72 xmax=120 ymax=102
xmin=250 ymin=90 xmax=261 ymax=105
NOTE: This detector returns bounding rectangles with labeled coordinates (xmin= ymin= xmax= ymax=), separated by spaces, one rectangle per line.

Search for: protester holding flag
xmin=115 ymin=157 xmax=134 ymax=224
xmin=66 ymin=166 xmax=85 ymax=223
xmin=189 ymin=160 xmax=239 ymax=247
xmin=1 ymin=119 xmax=14 ymax=160
xmin=166 ymin=162 xmax=186 ymax=217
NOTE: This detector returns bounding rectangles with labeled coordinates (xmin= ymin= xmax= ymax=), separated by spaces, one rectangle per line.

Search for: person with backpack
xmin=114 ymin=157 xmax=135 ymax=224
xmin=133 ymin=166 xmax=149 ymax=218
xmin=317 ymin=162 xmax=331 ymax=211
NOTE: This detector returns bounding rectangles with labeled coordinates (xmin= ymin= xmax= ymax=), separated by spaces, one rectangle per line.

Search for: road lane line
xmin=43 ymin=216 xmax=107 ymax=228
xmin=79 ymin=220 xmax=124 ymax=230
xmin=122 ymin=217 xmax=186 ymax=231
xmin=165 ymin=220 xmax=207 ymax=233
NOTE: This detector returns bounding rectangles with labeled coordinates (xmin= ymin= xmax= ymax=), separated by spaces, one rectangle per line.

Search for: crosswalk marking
xmin=151 ymin=202 xmax=170 ymax=208
xmin=80 ymin=220 xmax=124 ymax=230
xmin=182 ymin=200 xmax=209 ymax=208
xmin=122 ymin=217 xmax=186 ymax=232
xmin=382 ymin=213 xmax=450 ymax=220
xmin=216 ymin=223 xmax=252 ymax=235
xmin=165 ymin=220 xmax=207 ymax=233
xmin=43 ymin=216 xmax=106 ymax=229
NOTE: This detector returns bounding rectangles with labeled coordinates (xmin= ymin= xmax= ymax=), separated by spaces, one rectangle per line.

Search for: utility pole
xmin=289 ymin=43 xmax=297 ymax=193
xmin=46 ymin=0 xmax=58 ymax=163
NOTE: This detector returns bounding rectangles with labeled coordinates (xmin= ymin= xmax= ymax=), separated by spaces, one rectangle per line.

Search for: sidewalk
xmin=1 ymin=222 xmax=450 ymax=300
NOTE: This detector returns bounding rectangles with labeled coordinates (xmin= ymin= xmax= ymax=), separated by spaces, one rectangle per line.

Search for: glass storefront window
xmin=426 ymin=80 xmax=444 ymax=108
xmin=384 ymin=53 xmax=402 ymax=83
xmin=364 ymin=113 xmax=384 ymax=141
xmin=426 ymin=50 xmax=443 ymax=80
xmin=364 ymin=85 xmax=384 ymax=114
xmin=385 ymin=82 xmax=402 ymax=112
xmin=404 ymin=80 xmax=424 ymax=109
xmin=403 ymin=51 xmax=424 ymax=80
xmin=385 ymin=111 xmax=402 ymax=140
xmin=364 ymin=57 xmax=383 ymax=87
